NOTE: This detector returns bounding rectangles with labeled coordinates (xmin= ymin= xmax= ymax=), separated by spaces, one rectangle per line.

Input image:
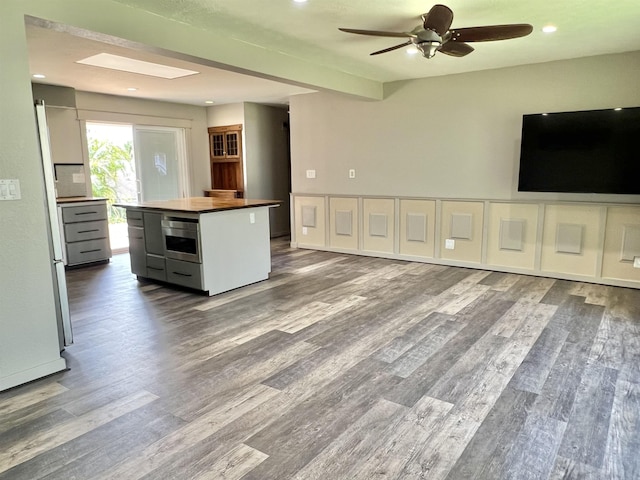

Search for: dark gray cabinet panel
xmin=128 ymin=226 xmax=146 ymax=276
xmin=166 ymin=258 xmax=203 ymax=290
xmin=143 ymin=212 xmax=164 ymax=255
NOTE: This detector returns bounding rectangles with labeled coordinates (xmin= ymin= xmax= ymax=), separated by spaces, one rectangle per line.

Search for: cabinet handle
xmin=148 ymin=266 xmax=164 ymax=271
xmin=75 ymin=211 xmax=98 ymax=215
xmin=78 ymin=229 xmax=100 ymax=234
xmin=173 ymin=271 xmax=192 ymax=277
xmin=80 ymin=249 xmax=102 ymax=254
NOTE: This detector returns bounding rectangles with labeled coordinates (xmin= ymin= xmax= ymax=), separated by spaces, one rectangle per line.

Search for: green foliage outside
xmin=89 ymin=139 xmax=134 ymax=223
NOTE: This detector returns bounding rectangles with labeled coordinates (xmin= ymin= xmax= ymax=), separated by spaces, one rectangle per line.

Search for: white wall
xmin=0 ymin=2 xmax=66 ymax=390
xmin=290 ymin=51 xmax=640 ymax=204
xmin=76 ymin=92 xmax=210 ymax=197
xmin=206 ymin=103 xmax=245 ymax=127
xmin=244 ymin=103 xmax=291 ymax=236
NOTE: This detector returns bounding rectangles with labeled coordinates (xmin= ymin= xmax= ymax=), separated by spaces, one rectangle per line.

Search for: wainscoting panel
xmin=294 ymin=196 xmax=326 ymax=247
xmin=301 ymin=205 xmax=317 ymax=228
xmin=363 ymin=198 xmax=395 ymax=253
xmin=440 ymin=201 xmax=484 ymax=263
xmin=329 ymin=197 xmax=358 ymax=250
xmin=291 ymin=194 xmax=640 ymax=289
xmin=486 ymin=203 xmax=538 ymax=270
xmin=399 ymin=199 xmax=436 ymax=258
xmin=601 ymin=206 xmax=640 ymax=282
xmin=555 ymin=223 xmax=584 ymax=254
xmin=541 ymin=205 xmax=601 ymax=276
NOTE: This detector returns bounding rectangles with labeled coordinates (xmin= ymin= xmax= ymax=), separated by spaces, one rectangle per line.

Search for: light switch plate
xmin=634 ymin=256 xmax=640 ymax=268
xmin=0 ymin=179 xmax=21 ymax=200
xmin=445 ymin=238 xmax=455 ymax=250
xmin=306 ymin=169 xmax=316 ymax=179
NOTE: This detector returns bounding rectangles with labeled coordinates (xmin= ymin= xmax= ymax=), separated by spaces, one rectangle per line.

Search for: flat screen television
xmin=517 ymin=106 xmax=640 ymax=194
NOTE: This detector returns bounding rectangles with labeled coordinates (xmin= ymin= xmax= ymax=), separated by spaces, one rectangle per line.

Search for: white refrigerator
xmin=35 ymin=100 xmax=73 ymax=348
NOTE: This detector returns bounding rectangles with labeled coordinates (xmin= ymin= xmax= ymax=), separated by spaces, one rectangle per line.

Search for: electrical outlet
xmin=249 ymin=212 xmax=255 ymax=224
xmin=306 ymin=169 xmax=316 ymax=179
xmin=302 ymin=226 xmax=308 ymax=235
xmin=445 ymin=239 xmax=455 ymax=250
xmin=348 ymin=169 xmax=356 ymax=179
xmin=634 ymin=257 xmax=640 ymax=268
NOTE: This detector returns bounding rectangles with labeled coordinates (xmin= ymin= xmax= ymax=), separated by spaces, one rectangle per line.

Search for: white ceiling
xmin=27 ymin=0 xmax=640 ymax=106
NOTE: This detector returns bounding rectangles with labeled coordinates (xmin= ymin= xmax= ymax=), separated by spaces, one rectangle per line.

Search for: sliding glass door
xmin=133 ymin=126 xmax=189 ymax=202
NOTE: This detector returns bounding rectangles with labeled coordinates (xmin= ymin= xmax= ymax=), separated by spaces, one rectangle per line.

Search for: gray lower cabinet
xmin=125 ymin=209 xmax=204 ymax=291
xmin=165 ymin=258 xmax=203 ymax=290
xmin=59 ymin=200 xmax=112 ymax=266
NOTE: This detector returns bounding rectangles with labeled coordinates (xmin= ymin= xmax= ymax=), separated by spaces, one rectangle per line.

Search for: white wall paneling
xmin=499 ymin=219 xmax=525 ymax=251
xmin=301 ymin=205 xmax=317 ymax=227
xmin=292 ymin=194 xmax=640 ymax=289
xmin=329 ymin=197 xmax=358 ymax=250
xmin=293 ymin=196 xmax=326 ymax=247
xmin=363 ymin=198 xmax=395 ymax=254
xmin=399 ymin=199 xmax=436 ymax=258
xmin=450 ymin=213 xmax=473 ymax=240
xmin=440 ymin=201 xmax=484 ymax=264
xmin=601 ymin=206 xmax=640 ymax=282
xmin=335 ymin=211 xmax=353 ymax=236
xmin=555 ymin=224 xmax=584 ymax=255
xmin=407 ymin=214 xmax=427 ymax=242
xmin=621 ymin=225 xmax=640 ymax=262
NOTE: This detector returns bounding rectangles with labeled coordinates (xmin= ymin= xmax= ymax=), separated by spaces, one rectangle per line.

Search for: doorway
xmin=86 ymin=123 xmax=189 ymax=252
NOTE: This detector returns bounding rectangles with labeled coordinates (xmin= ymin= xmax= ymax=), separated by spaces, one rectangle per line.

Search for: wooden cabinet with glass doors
xmin=208 ymin=124 xmax=244 ymax=198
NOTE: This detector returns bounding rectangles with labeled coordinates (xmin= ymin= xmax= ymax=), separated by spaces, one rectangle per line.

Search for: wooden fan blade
xmin=422 ymin=4 xmax=454 ymax=36
xmin=451 ymin=24 xmax=533 ymax=42
xmin=370 ymin=41 xmax=413 ymax=56
xmin=439 ymin=41 xmax=474 ymax=57
xmin=339 ymin=28 xmax=414 ymax=38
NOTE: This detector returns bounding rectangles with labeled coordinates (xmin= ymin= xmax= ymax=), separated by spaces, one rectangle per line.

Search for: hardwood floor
xmin=1 ymin=238 xmax=639 ymax=479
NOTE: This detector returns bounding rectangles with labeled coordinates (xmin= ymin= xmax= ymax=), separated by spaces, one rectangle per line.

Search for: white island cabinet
xmin=116 ymin=197 xmax=280 ymax=296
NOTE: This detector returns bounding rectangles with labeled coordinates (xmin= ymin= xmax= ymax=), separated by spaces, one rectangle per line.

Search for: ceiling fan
xmin=339 ymin=4 xmax=533 ymax=59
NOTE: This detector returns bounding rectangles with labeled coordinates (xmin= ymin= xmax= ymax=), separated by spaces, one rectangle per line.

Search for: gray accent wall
xmin=244 ymin=103 xmax=291 ymax=237
xmin=289 ymin=51 xmax=640 ymax=204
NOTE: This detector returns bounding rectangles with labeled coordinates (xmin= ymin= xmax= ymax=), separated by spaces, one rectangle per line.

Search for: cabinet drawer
xmin=146 ymin=254 xmax=166 ymax=281
xmin=62 ymin=204 xmax=107 ymax=223
xmin=166 ymin=258 xmax=203 ymax=290
xmin=64 ymin=220 xmax=108 ymax=242
xmin=67 ymin=239 xmax=110 ymax=265
xmin=126 ymin=209 xmax=144 ymax=227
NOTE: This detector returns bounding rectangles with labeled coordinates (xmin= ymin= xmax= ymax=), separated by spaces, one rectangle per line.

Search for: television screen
xmin=517 ymin=106 xmax=640 ymax=194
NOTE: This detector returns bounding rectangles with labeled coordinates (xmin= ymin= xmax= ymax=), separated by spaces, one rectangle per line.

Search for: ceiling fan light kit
xmin=339 ymin=3 xmax=533 ymax=60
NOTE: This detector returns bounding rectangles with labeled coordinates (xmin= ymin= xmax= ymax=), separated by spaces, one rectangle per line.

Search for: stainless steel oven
xmin=161 ymin=217 xmax=202 ymax=263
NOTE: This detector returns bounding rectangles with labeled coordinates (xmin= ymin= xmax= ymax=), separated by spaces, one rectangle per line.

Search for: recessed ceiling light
xmin=542 ymin=25 xmax=557 ymax=33
xmin=32 ymin=74 xmax=46 ymax=79
xmin=293 ymin=0 xmax=307 ymax=3
xmin=407 ymin=47 xmax=419 ymax=55
xmin=205 ymin=100 xmax=214 ymax=104
xmin=127 ymin=87 xmax=138 ymax=91
xmin=76 ymin=53 xmax=199 ymax=79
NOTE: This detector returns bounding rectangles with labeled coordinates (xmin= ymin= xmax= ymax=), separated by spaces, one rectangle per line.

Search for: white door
xmin=133 ymin=126 xmax=189 ymax=202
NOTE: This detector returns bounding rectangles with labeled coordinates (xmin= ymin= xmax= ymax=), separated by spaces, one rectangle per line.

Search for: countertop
xmin=114 ymin=197 xmax=280 ymax=213
xmin=57 ymin=196 xmax=107 ymax=204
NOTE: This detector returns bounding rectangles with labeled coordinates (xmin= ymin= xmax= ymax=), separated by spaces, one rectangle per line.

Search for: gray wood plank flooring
xmin=1 ymin=238 xmax=639 ymax=479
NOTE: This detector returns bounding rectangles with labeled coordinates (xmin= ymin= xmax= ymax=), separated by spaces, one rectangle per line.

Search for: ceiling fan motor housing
xmin=413 ymin=28 xmax=442 ymax=58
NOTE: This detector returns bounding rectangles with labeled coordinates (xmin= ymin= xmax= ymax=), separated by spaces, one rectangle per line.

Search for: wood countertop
xmin=114 ymin=197 xmax=280 ymax=213
xmin=56 ymin=197 xmax=107 ymax=204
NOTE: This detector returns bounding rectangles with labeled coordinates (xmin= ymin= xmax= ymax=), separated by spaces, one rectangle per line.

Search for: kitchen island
xmin=115 ymin=197 xmax=280 ymax=296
